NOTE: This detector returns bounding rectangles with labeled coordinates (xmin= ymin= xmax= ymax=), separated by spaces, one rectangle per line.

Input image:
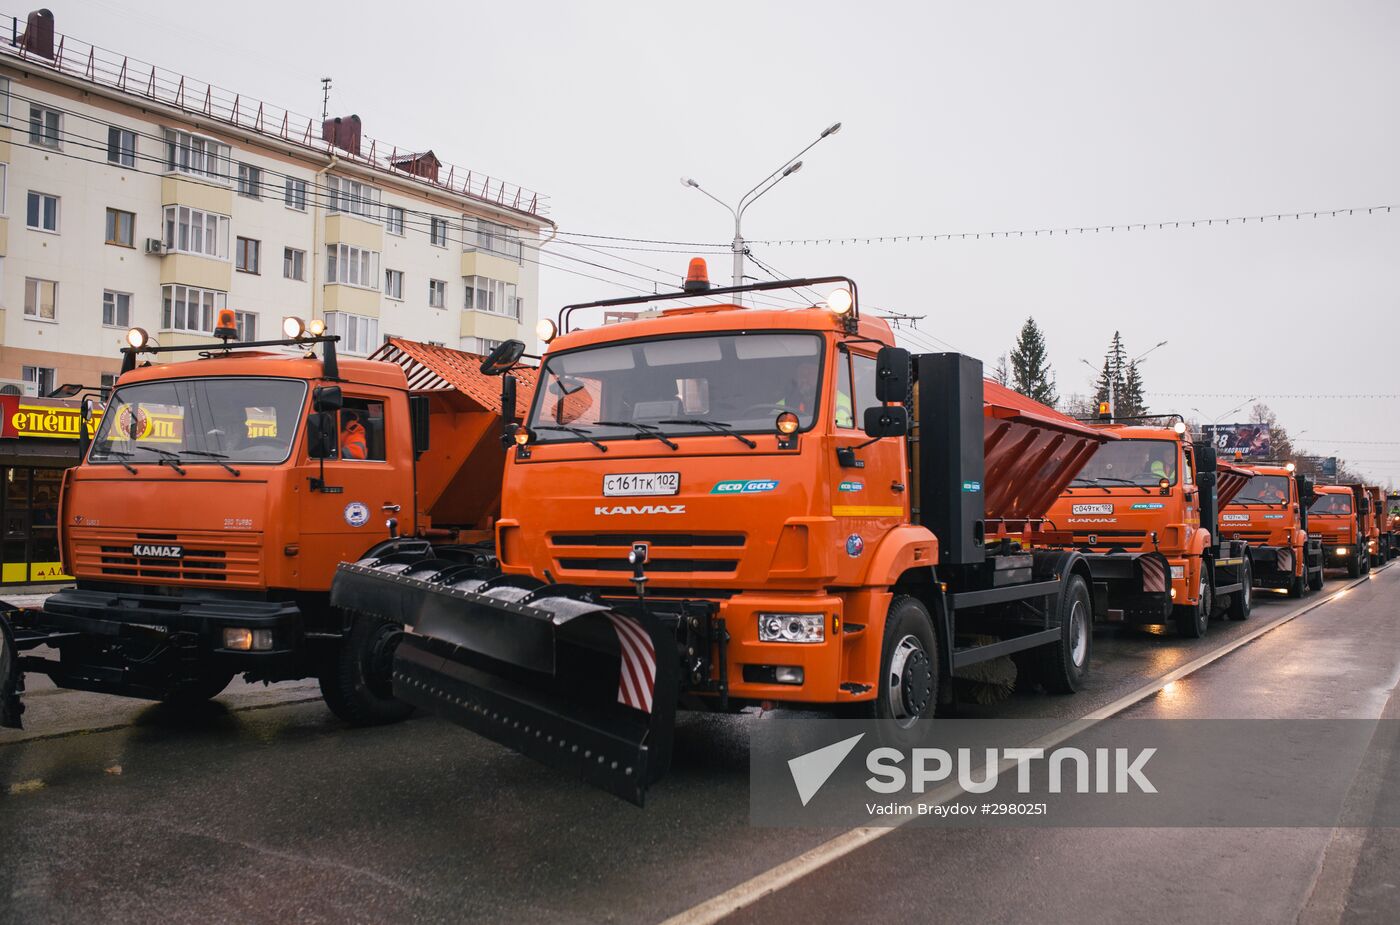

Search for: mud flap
xmin=333 ymin=561 xmax=679 ymax=805
xmin=1 ymin=611 xmax=22 ymax=729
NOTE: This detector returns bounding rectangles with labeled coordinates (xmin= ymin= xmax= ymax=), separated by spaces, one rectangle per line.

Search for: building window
xmin=384 ymin=268 xmax=404 ymax=300
xmin=236 ymin=163 xmax=263 ymax=199
xmin=284 ymin=177 xmax=307 ymax=210
xmin=22 ymin=366 xmax=55 ymax=397
xmin=235 ymin=236 xmax=261 ymax=274
xmin=107 ymin=126 xmax=136 ymax=167
xmin=429 ymin=278 xmax=447 ymax=308
xmin=24 ymin=278 xmax=58 ymax=321
xmin=235 ymin=311 xmax=257 ymax=341
xmin=26 ymin=191 xmax=59 ymax=232
xmin=326 ymin=175 xmax=379 ymax=219
xmin=283 ymin=247 xmax=306 ymax=281
xmin=102 ymin=290 xmax=132 ymax=328
xmin=163 ymin=205 xmax=231 ymax=259
xmin=463 ymin=217 xmax=522 ymax=262
xmin=324 ymin=312 xmax=379 ymax=356
xmin=463 ymin=276 xmax=518 ymax=318
xmin=105 ymin=208 xmax=135 ymax=247
xmin=385 ymin=206 xmax=404 ymax=236
xmin=430 ymin=217 xmax=449 ymax=247
xmin=164 ymin=128 xmax=231 ymax=182
xmin=161 ymin=284 xmax=226 ymax=334
xmin=326 ymin=243 xmax=379 ymax=288
xmin=460 ymin=337 xmax=504 ymax=355
xmin=28 ymin=105 xmax=60 ymax=148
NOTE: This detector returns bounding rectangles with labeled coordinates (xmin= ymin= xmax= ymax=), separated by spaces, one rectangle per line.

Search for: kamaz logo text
xmin=131 ymin=544 xmax=183 ymax=559
xmin=594 ymin=504 xmax=687 ymax=516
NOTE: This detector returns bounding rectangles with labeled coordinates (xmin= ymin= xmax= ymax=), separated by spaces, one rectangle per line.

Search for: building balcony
xmin=323 ymin=284 xmax=381 ymax=316
xmin=461 ymin=250 xmax=519 ymax=285
xmin=460 ymin=308 xmax=519 ymax=341
xmin=325 ymin=213 xmax=384 ymax=251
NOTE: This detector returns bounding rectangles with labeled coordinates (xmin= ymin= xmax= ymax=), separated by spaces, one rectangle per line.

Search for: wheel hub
xmin=364 ymin=623 xmax=403 ymax=697
xmin=888 ymin=634 xmax=932 ymax=722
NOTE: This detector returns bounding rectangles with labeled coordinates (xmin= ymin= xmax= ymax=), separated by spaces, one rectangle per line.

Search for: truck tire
xmin=1174 ymin=573 xmax=1212 ymax=639
xmin=1038 ymin=573 xmax=1091 ymax=693
xmin=163 ymin=672 xmax=235 ymax=706
xmin=1307 ymin=566 xmax=1325 ymax=592
xmin=1227 ymin=560 xmax=1252 ymax=620
xmin=857 ymin=595 xmax=939 ymax=732
xmin=320 ymin=612 xmax=414 ymax=726
xmin=1347 ymin=548 xmax=1362 ymax=579
xmin=1287 ymin=570 xmax=1305 ymax=599
xmin=1361 ymin=549 xmax=1371 ymax=575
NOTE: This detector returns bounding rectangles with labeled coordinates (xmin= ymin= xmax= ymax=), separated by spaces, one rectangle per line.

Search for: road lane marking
xmin=661 ymin=564 xmax=1393 ymax=925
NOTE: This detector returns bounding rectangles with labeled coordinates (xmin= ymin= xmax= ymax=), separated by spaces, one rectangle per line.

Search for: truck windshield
xmin=1075 ymin=439 xmax=1179 ymax=486
xmin=88 ymin=377 xmax=308 ymax=465
xmin=1309 ymin=494 xmax=1352 ymax=516
xmin=1232 ymin=475 xmax=1290 ymax=505
xmin=526 ymin=332 xmax=824 ymax=444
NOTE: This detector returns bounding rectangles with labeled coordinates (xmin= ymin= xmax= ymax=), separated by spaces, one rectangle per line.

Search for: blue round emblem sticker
xmin=846 ymin=534 xmax=865 ymax=557
xmin=344 ymin=502 xmax=370 ymax=527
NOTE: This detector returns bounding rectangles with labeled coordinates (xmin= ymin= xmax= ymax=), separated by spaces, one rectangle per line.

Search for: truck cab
xmin=1221 ymin=464 xmax=1325 ymax=596
xmin=1044 ymin=421 xmax=1252 ymax=637
xmin=1308 ymin=484 xmax=1365 ymax=577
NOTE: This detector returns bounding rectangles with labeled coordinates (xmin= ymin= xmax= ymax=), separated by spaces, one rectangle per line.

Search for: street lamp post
xmin=681 ymin=121 xmax=841 ymax=303
xmin=1079 ymin=339 xmax=1168 ymax=422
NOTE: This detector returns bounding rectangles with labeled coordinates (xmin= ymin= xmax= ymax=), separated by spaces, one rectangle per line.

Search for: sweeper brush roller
xmin=331 ymin=555 xmax=678 ymax=805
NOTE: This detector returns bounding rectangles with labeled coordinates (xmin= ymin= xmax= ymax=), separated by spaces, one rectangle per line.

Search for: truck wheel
xmin=858 ymin=595 xmax=938 ymax=732
xmin=163 ymin=672 xmax=234 ymax=706
xmin=1227 ymin=560 xmax=1252 ymax=620
xmin=1347 ymin=549 xmax=1362 ymax=579
xmin=1308 ymin=567 xmax=1325 ymax=592
xmin=1287 ymin=571 xmax=1305 ymax=599
xmin=320 ymin=612 xmax=415 ymax=726
xmin=1038 ymin=573 xmax=1091 ymax=693
xmin=1174 ymin=574 xmax=1212 ymax=639
xmin=1361 ymin=550 xmax=1371 ymax=575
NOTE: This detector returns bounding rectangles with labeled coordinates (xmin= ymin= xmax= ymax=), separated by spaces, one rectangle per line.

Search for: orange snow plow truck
xmin=333 ymin=265 xmax=1117 ymax=804
xmin=1 ymin=319 xmax=519 ymax=730
xmin=1220 ymin=463 xmax=1325 ymax=598
xmin=1308 ymin=484 xmax=1369 ymax=578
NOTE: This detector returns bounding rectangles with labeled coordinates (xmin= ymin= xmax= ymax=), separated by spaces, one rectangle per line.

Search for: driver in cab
xmin=340 ymin=410 xmax=368 ymax=460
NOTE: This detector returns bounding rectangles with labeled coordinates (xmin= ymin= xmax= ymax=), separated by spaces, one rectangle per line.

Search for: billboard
xmin=1203 ymin=423 xmax=1273 ymax=460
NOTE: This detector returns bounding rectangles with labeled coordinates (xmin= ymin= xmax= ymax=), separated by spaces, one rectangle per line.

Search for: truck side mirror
xmin=502 ymin=373 xmax=518 ymax=425
xmin=480 ymin=339 xmax=526 ymax=376
xmin=863 ymin=405 xmax=909 ymax=439
xmin=874 ymin=346 xmax=911 ymax=403
xmin=1296 ymin=474 xmax=1316 ymax=502
xmin=410 ymin=395 xmax=431 ymax=457
xmin=1358 ymin=497 xmax=1371 ymax=514
xmin=313 ymin=385 xmax=343 ymax=413
xmin=1192 ymin=439 xmax=1217 ymax=473
xmin=306 ymin=411 xmax=336 ymax=459
xmin=78 ymin=396 xmax=95 ymax=460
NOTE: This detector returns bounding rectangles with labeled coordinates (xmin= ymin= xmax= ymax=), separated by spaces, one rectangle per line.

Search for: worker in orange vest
xmin=340 ymin=410 xmax=368 ymax=460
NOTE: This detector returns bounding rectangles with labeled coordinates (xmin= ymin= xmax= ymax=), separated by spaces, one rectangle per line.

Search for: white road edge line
xmin=660 ymin=565 xmax=1392 ymax=925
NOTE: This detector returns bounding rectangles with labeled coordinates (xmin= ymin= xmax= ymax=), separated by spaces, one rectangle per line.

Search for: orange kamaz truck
xmin=1359 ymin=485 xmax=1387 ymax=566
xmin=1382 ymin=488 xmax=1399 ymax=561
xmin=1220 ymin=463 xmax=1325 ymax=597
xmin=1308 ymin=484 xmax=1367 ymax=577
xmin=1 ymin=318 xmax=515 ymax=729
xmin=1040 ymin=419 xmax=1254 ymax=638
xmin=333 ymin=266 xmax=1114 ymax=803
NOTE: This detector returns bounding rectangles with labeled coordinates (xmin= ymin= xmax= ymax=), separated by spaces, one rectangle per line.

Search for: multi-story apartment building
xmin=0 ymin=9 xmax=552 ymax=399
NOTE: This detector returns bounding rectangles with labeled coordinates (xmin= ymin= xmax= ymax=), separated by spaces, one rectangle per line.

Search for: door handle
xmin=382 ymin=503 xmax=401 ymax=512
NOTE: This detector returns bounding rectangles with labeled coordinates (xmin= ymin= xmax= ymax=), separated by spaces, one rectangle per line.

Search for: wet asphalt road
xmin=1 ymin=566 xmax=1396 ymax=924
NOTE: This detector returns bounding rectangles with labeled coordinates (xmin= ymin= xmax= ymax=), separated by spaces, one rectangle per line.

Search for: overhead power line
xmin=747 ymin=203 xmax=1398 ymax=247
xmin=1148 ymin=392 xmax=1400 ymax=400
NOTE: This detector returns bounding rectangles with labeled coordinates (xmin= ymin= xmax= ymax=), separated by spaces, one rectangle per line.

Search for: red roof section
xmin=371 ymin=338 xmax=536 ymax=412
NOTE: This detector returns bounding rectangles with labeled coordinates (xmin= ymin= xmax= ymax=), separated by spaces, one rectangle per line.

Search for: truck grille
xmin=548 ymin=532 xmax=746 ymax=578
xmin=1226 ymin=530 xmax=1273 ymax=543
xmin=70 ymin=529 xmax=263 ymax=588
xmin=1072 ymin=530 xmax=1150 ymax=550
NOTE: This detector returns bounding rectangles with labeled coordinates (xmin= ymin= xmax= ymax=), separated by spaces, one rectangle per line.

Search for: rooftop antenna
xmin=321 ymin=77 xmax=332 ymax=119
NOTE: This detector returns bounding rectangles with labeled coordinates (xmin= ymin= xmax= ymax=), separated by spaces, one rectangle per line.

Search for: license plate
xmin=131 ymin=543 xmax=183 ymax=559
xmin=1072 ymin=503 xmax=1113 ymax=515
xmin=604 ymin=472 xmax=680 ymax=497
xmin=1222 ymin=514 xmax=1249 ymax=522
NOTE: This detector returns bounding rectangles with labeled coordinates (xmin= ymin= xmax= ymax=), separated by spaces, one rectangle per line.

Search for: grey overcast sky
xmin=50 ymin=0 xmax=1400 ymax=483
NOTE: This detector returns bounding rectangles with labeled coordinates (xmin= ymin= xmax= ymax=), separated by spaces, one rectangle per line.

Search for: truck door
xmin=297 ymin=392 xmax=413 ymax=591
xmin=828 ymin=348 xmax=906 ymax=583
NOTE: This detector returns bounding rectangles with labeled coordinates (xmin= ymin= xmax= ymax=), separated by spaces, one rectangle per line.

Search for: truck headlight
xmin=1334 ymin=547 xmax=1349 ymax=556
xmin=758 ymin=613 xmax=824 ymax=643
xmin=222 ymin=628 xmax=274 ymax=651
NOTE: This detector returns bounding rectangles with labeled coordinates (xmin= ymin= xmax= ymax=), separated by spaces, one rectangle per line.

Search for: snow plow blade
xmin=332 ymin=559 xmax=677 ymax=806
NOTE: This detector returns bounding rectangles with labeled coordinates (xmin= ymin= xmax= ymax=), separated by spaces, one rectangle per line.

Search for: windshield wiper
xmin=1070 ymin=477 xmax=1102 ymax=485
xmin=95 ymin=448 xmax=137 ymax=474
xmin=534 ymin=425 xmax=609 ymax=452
xmin=596 ymin=421 xmax=679 ymax=450
xmin=659 ymin=419 xmax=757 ymax=449
xmin=134 ymin=446 xmax=187 ymax=476
xmin=180 ymin=450 xmax=241 ymax=477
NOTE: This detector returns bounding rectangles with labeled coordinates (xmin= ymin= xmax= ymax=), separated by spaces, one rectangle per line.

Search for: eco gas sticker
xmin=344 ymin=502 xmax=370 ymax=527
xmin=962 ymin=481 xmax=982 ymax=493
xmin=1130 ymin=503 xmax=1165 ymax=510
xmin=712 ymin=480 xmax=779 ymax=495
xmin=1264 ymin=514 xmax=1285 ymax=519
xmin=838 ymin=481 xmax=864 ymax=492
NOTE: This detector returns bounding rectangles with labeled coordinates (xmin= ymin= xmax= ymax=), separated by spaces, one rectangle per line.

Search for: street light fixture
xmin=681 ymin=122 xmax=841 ymax=303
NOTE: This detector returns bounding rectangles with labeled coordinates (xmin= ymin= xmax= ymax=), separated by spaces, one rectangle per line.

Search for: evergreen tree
xmin=992 ymin=353 xmax=1010 ymax=387
xmin=1009 ymin=317 xmax=1058 ymax=406
xmin=1119 ymin=360 xmax=1148 ymax=419
xmin=1092 ymin=332 xmax=1128 ymax=417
